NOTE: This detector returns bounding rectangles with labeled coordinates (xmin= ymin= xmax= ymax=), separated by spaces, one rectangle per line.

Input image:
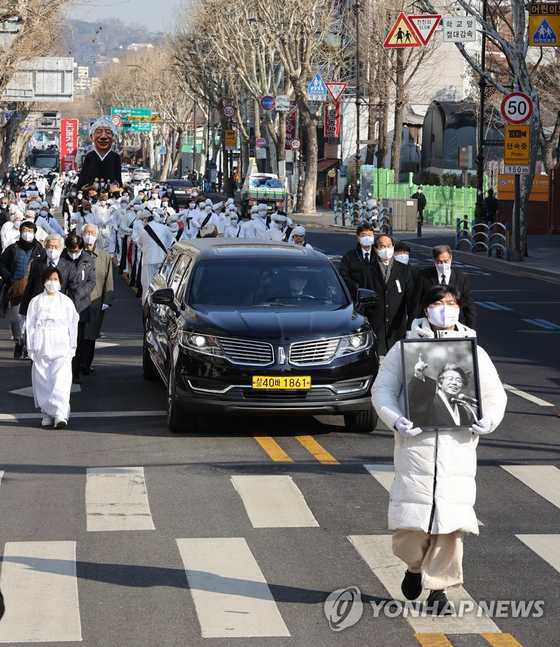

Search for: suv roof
xmin=174 ymin=238 xmax=324 ymax=261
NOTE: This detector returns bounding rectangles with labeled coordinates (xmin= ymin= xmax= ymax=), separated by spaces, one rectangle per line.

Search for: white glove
xmin=394 ymin=416 xmax=423 ymax=437
xmin=470 ymin=414 xmax=492 ymax=434
xmin=102 ymin=303 xmax=110 ymax=311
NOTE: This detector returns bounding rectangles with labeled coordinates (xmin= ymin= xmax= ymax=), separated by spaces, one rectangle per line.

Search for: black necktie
xmin=364 ymin=252 xmax=369 ymax=263
xmin=441 ymin=274 xmax=447 ymax=285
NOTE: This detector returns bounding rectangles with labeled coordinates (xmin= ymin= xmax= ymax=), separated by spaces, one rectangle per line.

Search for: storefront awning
xmin=317 ymin=160 xmax=339 ymax=172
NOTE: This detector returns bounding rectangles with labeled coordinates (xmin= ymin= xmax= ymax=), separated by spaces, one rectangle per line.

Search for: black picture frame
xmin=401 ymin=337 xmax=482 ymax=431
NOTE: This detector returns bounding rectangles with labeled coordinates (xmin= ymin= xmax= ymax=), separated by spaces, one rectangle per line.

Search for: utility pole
xmin=475 ymin=0 xmax=487 ymax=222
xmin=354 ymin=0 xmax=361 ymax=199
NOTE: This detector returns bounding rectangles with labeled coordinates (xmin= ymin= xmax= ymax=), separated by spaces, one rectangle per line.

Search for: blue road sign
xmin=533 ymin=19 xmax=557 ymax=44
xmin=260 ymin=96 xmax=275 ymax=111
xmin=307 ymin=73 xmax=327 ymax=96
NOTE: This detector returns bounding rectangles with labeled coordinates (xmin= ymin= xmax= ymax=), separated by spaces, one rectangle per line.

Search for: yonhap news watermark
xmin=324 ymin=587 xmax=544 ymax=630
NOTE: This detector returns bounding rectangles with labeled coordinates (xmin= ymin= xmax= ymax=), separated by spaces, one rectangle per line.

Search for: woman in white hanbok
xmin=25 ymin=267 xmax=79 ymax=429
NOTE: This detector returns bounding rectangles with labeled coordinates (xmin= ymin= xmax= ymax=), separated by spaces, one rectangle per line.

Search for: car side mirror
xmin=151 ymin=287 xmax=178 ymax=312
xmin=357 ymin=288 xmax=379 ymax=306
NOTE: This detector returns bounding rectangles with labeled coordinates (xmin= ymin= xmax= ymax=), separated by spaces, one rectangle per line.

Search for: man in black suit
xmin=417 ymin=245 xmax=476 ymax=329
xmin=339 ymin=222 xmax=376 ymax=299
xmin=19 ymin=234 xmax=77 ymax=317
xmin=360 ymin=234 xmax=419 ymax=356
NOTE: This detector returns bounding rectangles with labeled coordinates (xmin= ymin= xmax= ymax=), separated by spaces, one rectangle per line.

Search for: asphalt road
xmin=0 ymin=230 xmax=558 ymax=647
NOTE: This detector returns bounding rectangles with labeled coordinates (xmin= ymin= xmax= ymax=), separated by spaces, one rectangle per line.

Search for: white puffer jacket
xmin=372 ymin=318 xmax=507 ymax=535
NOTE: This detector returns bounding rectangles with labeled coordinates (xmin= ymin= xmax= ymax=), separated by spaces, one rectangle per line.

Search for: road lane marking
xmin=501 ymin=466 xmax=560 ymax=509
xmin=0 ymin=541 xmax=81 ymax=642
xmin=476 ymin=301 xmax=513 ymax=311
xmin=502 ymin=384 xmax=554 ymax=407
xmin=254 ymin=436 xmax=293 ymax=462
xmin=349 ymin=534 xmax=500 ymax=634
xmin=0 ymin=471 xmax=3 ymax=485
xmin=86 ymin=467 xmax=155 ymax=531
xmin=9 ymin=384 xmax=81 ymax=397
xmin=295 ymin=435 xmax=340 ymax=464
xmin=481 ymin=634 xmax=525 ymax=647
xmin=516 ymin=534 xmax=560 ymax=573
xmin=176 ymin=537 xmax=290 ymax=638
xmin=522 ymin=318 xmax=560 ymax=330
xmin=0 ymin=410 xmax=166 ymax=422
xmin=414 ymin=634 xmax=454 ymax=647
xmin=364 ymin=465 xmax=483 ymax=525
xmin=231 ymin=475 xmax=319 ymax=528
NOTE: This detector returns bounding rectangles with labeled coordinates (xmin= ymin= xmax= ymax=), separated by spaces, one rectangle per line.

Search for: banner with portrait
xmin=401 ymin=337 xmax=482 ymax=430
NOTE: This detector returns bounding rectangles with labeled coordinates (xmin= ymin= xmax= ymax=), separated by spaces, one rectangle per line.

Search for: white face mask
xmin=167 ymin=223 xmax=178 ymax=232
xmin=83 ymin=234 xmax=97 ymax=246
xmin=376 ymin=246 xmax=394 ymax=261
xmin=99 ymin=201 xmax=106 ymax=206
xmin=394 ymin=253 xmax=409 ymax=265
xmin=68 ymin=251 xmax=81 ymax=260
xmin=40 ymin=210 xmax=49 ymax=217
xmin=427 ymin=305 xmax=460 ymax=329
xmin=275 ymin=223 xmax=283 ymax=230
xmin=230 ymin=219 xmax=238 ymax=225
xmin=359 ymin=235 xmax=374 ymax=248
xmin=13 ymin=220 xmax=22 ymax=229
xmin=83 ymin=210 xmax=91 ymax=215
xmin=44 ymin=281 xmax=61 ymax=293
xmin=46 ymin=248 xmax=62 ymax=261
xmin=436 ymin=262 xmax=452 ymax=275
xmin=21 ymin=231 xmax=34 ymax=242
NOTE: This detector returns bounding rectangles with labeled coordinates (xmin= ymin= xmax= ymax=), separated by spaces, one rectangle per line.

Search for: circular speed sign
xmin=111 ymin=114 xmax=122 ymax=128
xmin=222 ymin=104 xmax=236 ymax=119
xmin=290 ymin=138 xmax=301 ymax=151
xmin=501 ymin=92 xmax=533 ymax=125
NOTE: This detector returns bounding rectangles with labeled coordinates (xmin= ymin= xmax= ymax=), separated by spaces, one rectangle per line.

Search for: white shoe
xmin=41 ymin=415 xmax=53 ymax=427
xmin=54 ymin=418 xmax=67 ymax=429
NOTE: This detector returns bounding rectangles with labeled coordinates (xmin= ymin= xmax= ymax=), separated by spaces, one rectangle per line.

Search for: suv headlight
xmin=334 ymin=331 xmax=373 ymax=357
xmin=179 ymin=331 xmax=225 ymax=357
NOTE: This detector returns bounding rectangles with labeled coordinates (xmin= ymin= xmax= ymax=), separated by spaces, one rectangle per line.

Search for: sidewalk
xmin=294 ymin=209 xmax=560 ymax=284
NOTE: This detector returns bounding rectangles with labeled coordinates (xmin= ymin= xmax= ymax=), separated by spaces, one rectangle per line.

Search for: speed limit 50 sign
xmin=501 ymin=92 xmax=533 ymax=125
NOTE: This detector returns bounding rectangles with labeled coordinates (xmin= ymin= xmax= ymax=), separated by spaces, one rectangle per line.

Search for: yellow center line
xmin=414 ymin=635 xmax=454 ymax=647
xmin=295 ymin=435 xmax=340 ymax=465
xmin=254 ymin=436 xmax=293 ymax=462
xmin=481 ymin=634 xmax=525 ymax=647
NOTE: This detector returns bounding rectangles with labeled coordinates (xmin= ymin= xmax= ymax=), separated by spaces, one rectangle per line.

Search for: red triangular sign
xmin=326 ymin=82 xmax=347 ymax=103
xmin=408 ymin=14 xmax=442 ymax=46
xmin=383 ymin=13 xmax=422 ymax=48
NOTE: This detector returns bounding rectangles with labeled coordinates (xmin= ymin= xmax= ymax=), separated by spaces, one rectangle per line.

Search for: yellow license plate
xmin=252 ymin=376 xmax=311 ymax=390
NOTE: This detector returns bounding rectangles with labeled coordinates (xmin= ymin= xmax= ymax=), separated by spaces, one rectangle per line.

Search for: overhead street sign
xmin=326 ymin=82 xmax=347 ymax=103
xmin=442 ymin=16 xmax=476 ymax=42
xmin=384 ymin=13 xmax=422 ymax=48
xmin=504 ymin=125 xmax=530 ymax=166
xmin=111 ymin=107 xmax=152 ymax=132
xmin=501 ymin=92 xmax=533 ymax=124
xmin=307 ymin=72 xmax=327 ymax=101
xmin=529 ymin=3 xmax=560 ymax=46
xmin=409 ymin=15 xmax=442 ymax=45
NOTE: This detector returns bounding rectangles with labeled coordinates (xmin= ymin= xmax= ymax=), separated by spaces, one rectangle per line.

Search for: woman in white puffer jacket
xmin=372 ymin=284 xmax=507 ymax=614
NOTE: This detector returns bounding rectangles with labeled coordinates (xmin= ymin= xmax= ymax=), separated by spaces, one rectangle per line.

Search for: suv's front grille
xmin=218 ymin=337 xmax=274 ymax=366
xmin=289 ymin=338 xmax=340 ymax=365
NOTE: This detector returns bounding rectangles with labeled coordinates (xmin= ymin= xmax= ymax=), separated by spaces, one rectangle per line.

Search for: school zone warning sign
xmin=383 ymin=13 xmax=422 ymax=47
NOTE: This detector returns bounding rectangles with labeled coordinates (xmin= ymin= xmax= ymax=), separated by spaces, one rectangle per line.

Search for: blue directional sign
xmin=307 ymin=73 xmax=327 ymax=98
xmin=532 ymin=19 xmax=557 ymax=44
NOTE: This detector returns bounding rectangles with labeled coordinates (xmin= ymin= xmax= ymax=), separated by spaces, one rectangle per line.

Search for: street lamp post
xmin=475 ymin=0 xmax=487 ymax=225
xmin=355 ymin=1 xmax=362 ymax=198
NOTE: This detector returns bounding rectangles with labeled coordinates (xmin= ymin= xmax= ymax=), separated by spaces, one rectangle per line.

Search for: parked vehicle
xmin=143 ymin=239 xmax=379 ymax=434
xmin=240 ymin=160 xmax=287 ymax=217
xmin=162 ymin=179 xmax=196 ymax=206
xmin=121 ymin=166 xmax=132 ymax=184
xmin=132 ymin=167 xmax=151 ymax=182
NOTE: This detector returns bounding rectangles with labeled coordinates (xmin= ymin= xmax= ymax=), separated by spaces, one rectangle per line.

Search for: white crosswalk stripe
xmin=516 ymin=534 xmax=560 ymax=573
xmin=176 ymin=537 xmax=290 ymax=638
xmin=0 ymin=541 xmax=82 ymax=643
xmin=501 ymin=465 xmax=560 ymax=509
xmin=348 ymin=534 xmax=500 ymax=634
xmin=86 ymin=467 xmax=155 ymax=531
xmin=231 ymin=475 xmax=319 ymax=528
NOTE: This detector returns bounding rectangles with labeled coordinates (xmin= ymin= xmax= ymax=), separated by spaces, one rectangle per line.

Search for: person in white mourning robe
xmin=25 ymin=266 xmax=79 ymax=429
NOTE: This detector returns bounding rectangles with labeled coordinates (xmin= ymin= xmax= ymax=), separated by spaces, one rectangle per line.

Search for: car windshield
xmin=188 ymin=259 xmax=349 ymax=309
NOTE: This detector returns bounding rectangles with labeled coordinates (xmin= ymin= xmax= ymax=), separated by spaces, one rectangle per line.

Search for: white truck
xmin=241 ymin=160 xmax=288 ymax=217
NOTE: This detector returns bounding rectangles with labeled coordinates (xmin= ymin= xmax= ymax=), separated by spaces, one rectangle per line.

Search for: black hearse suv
xmin=143 ymin=239 xmax=379 ymax=433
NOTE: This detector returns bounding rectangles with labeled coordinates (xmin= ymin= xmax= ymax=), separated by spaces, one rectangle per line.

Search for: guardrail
xmin=456 ymin=219 xmax=510 ymax=260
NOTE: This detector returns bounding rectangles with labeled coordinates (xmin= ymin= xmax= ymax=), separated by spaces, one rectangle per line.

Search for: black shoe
xmin=72 ymin=375 xmax=81 ymax=384
xmin=0 ymin=588 xmax=4 ymax=620
xmin=401 ymin=570 xmax=422 ymax=600
xmin=79 ymin=365 xmax=91 ymax=375
xmin=13 ymin=342 xmax=23 ymax=359
xmin=426 ymin=589 xmax=454 ymax=615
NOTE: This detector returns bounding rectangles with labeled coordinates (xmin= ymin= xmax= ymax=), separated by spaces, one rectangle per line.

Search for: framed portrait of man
xmin=401 ymin=337 xmax=482 ymax=430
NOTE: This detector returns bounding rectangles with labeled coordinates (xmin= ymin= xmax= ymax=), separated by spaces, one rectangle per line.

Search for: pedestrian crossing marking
xmin=414 ymin=634 xmax=454 ymax=646
xmin=0 ymin=410 xmax=166 ymax=422
xmin=501 ymin=466 xmax=560 ymax=509
xmin=295 ymin=435 xmax=340 ymax=464
xmin=516 ymin=534 xmax=560 ymax=573
xmin=349 ymin=535 xmax=500 ymax=633
xmin=0 ymin=541 xmax=82 ymax=643
xmin=481 ymin=633 xmax=525 ymax=646
xmin=9 ymin=384 xmax=81 ymax=398
xmin=502 ymin=384 xmax=554 ymax=406
xmin=231 ymin=475 xmax=319 ymax=528
xmin=254 ymin=436 xmax=293 ymax=462
xmin=176 ymin=537 xmax=290 ymax=638
xmin=86 ymin=467 xmax=155 ymax=531
xmin=0 ymin=471 xmax=3 ymax=485
xmin=522 ymin=318 xmax=560 ymax=330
